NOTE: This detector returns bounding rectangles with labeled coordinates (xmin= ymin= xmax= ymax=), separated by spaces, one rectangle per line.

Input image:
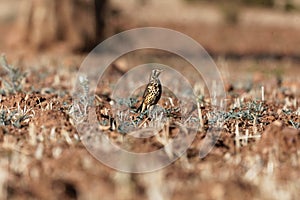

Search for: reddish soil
xmin=0 ymin=1 xmax=300 ymax=200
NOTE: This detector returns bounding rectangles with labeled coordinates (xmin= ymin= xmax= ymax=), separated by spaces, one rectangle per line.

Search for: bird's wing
xmin=136 ymin=83 xmax=151 ymax=113
xmin=142 ymin=82 xmax=152 ymax=98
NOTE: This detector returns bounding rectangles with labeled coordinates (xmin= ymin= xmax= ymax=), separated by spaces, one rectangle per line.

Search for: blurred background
xmin=0 ymin=0 xmax=298 ymax=94
xmin=0 ymin=0 xmax=299 ymax=58
xmin=0 ymin=1 xmax=300 ymax=200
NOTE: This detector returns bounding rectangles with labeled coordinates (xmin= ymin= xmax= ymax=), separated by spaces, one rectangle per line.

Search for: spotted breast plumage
xmin=137 ymin=69 xmax=163 ymax=113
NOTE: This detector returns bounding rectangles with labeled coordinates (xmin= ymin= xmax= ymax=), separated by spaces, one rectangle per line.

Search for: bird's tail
xmin=136 ymin=101 xmax=144 ymax=113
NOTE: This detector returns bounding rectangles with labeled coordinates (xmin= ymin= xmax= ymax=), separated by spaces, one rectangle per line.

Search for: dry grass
xmin=0 ymin=52 xmax=299 ymax=199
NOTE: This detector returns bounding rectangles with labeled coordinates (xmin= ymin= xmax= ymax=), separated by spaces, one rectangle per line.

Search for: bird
xmin=137 ymin=68 xmax=163 ymax=113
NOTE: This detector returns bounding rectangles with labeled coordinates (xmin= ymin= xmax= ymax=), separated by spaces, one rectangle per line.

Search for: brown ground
xmin=0 ymin=0 xmax=300 ymax=200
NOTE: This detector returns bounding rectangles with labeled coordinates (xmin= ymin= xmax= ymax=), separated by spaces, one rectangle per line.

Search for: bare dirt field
xmin=0 ymin=0 xmax=300 ymax=200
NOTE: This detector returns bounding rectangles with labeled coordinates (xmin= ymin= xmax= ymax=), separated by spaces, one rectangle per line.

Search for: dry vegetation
xmin=0 ymin=0 xmax=300 ymax=199
xmin=0 ymin=50 xmax=299 ymax=199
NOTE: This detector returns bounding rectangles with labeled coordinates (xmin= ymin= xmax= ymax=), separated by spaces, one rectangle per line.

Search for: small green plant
xmin=0 ymin=109 xmax=16 ymax=126
xmin=219 ymin=100 xmax=265 ymax=122
xmin=0 ymin=55 xmax=26 ymax=95
xmin=0 ymin=104 xmax=34 ymax=128
xmin=116 ymin=97 xmax=139 ymax=109
xmin=13 ymin=103 xmax=34 ymax=128
xmin=69 ymin=75 xmax=94 ymax=122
